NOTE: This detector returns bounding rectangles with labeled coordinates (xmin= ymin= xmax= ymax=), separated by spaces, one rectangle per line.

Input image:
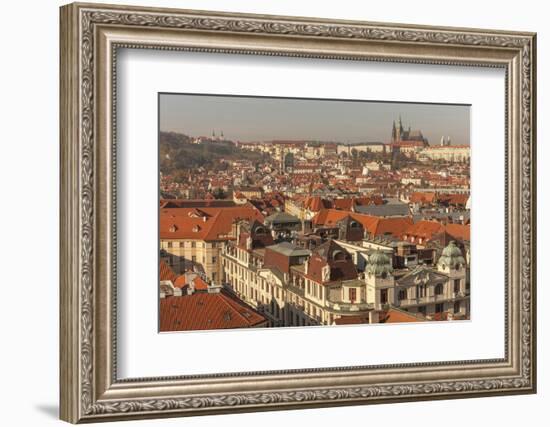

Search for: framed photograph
xmin=60 ymin=2 xmax=537 ymax=423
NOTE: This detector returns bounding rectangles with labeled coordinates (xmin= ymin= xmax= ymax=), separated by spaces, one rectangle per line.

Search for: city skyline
xmin=160 ymin=93 xmax=471 ymax=145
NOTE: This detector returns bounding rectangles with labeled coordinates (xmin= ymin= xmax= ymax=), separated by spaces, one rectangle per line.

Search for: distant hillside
xmin=159 ymin=131 xmax=267 ymax=174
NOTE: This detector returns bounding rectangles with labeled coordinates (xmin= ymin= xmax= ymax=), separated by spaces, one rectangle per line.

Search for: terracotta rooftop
xmin=160 ymin=204 xmax=264 ymax=241
xmin=159 ymin=260 xmax=177 ymax=283
xmin=160 ymin=291 xmax=267 ymax=332
xmin=379 ymin=308 xmax=426 ymax=323
xmin=313 ymin=209 xmax=412 ymax=238
xmin=403 ymin=220 xmax=444 ymax=239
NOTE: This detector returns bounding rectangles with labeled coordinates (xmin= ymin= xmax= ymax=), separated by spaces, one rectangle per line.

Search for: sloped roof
xmin=160 ymin=291 xmax=267 ymax=331
xmin=380 ymin=308 xmax=426 ymax=323
xmin=160 ymin=205 xmax=264 ymax=241
xmin=445 ymin=223 xmax=470 ymax=242
xmin=305 ymin=196 xmax=332 ymax=212
xmin=313 ymin=209 xmax=412 ymax=238
xmin=409 ymin=192 xmax=437 ymax=204
xmin=403 ymin=220 xmax=444 ymax=239
xmin=307 ymin=240 xmax=358 ymax=284
xmin=355 ymin=202 xmax=409 ymax=217
xmin=159 ymin=260 xmax=177 ymax=283
xmin=267 ymin=241 xmax=310 ymax=257
xmin=264 ymin=212 xmax=300 ymax=224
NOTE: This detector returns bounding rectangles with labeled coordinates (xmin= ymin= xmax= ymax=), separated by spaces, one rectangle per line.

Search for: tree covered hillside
xmin=159 ymin=131 xmax=267 ymax=177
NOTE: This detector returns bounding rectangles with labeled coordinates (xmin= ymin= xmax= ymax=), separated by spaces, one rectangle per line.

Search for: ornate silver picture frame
xmin=60 ymin=2 xmax=536 ymax=423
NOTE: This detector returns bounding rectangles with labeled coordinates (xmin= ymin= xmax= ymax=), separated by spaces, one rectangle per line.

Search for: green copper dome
xmin=366 ymin=250 xmax=393 ymax=277
xmin=437 ymin=241 xmax=466 ymax=270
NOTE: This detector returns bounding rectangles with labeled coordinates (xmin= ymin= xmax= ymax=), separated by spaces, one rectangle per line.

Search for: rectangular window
xmin=212 ymin=256 xmax=217 ymax=264
xmin=435 ymin=303 xmax=444 ymax=313
xmin=454 ymin=279 xmax=461 ymax=293
xmin=167 ymin=242 xmax=172 ymax=248
xmin=349 ymin=288 xmax=357 ymax=303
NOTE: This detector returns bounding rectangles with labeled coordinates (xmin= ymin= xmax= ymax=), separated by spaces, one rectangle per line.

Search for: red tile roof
xmin=404 ymin=221 xmax=470 ymax=243
xmin=379 ymin=308 xmax=425 ymax=323
xmin=159 ymin=260 xmax=177 ymax=283
xmin=409 ymin=192 xmax=437 ymax=204
xmin=445 ymin=223 xmax=470 ymax=242
xmin=160 ymin=291 xmax=267 ymax=331
xmin=312 ymin=209 xmax=412 ymax=237
xmin=305 ymin=196 xmax=332 ymax=212
xmin=160 ymin=205 xmax=264 ymax=241
xmin=403 ymin=220 xmax=444 ymax=240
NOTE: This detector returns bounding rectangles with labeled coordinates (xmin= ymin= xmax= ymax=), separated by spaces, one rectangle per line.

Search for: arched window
xmin=333 ymin=250 xmax=346 ymax=261
xmin=350 ymin=221 xmax=360 ymax=228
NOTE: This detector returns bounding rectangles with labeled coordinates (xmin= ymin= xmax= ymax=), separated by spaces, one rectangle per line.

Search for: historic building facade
xmin=221 ymin=219 xmax=470 ymax=326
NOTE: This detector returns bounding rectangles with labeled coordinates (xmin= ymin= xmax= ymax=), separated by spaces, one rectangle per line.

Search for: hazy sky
xmin=160 ymin=93 xmax=470 ymax=145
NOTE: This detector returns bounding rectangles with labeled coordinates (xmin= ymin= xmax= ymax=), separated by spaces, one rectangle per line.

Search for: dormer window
xmin=169 ymin=224 xmax=178 ymax=233
xmin=192 ymin=225 xmax=201 ymax=233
